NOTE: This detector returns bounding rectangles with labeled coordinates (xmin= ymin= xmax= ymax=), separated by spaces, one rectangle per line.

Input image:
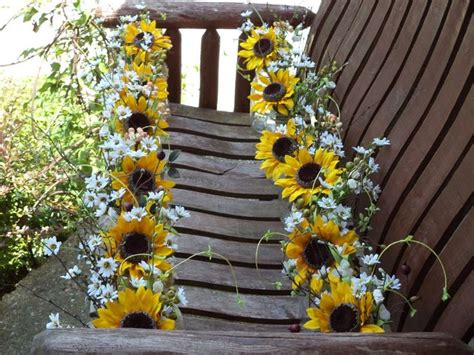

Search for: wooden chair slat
xmin=97 ymin=2 xmax=313 ymax=29
xmin=168 ymin=114 xmax=258 ymax=142
xmin=308 ymin=0 xmax=473 ymax=336
xmin=175 ymin=211 xmax=284 ymax=243
xmin=337 ymin=0 xmax=410 ymax=117
xmin=234 ymin=32 xmax=254 ymax=113
xmin=313 ymin=0 xmax=350 ymax=71
xmin=174 ymin=169 xmax=279 ymax=199
xmin=180 ymin=286 xmax=301 ymax=321
xmin=377 ymin=87 xmax=473 ymax=273
xmin=432 ymin=272 xmax=474 ymax=340
xmin=176 ymin=233 xmax=283 ymax=266
xmin=173 ymin=189 xmax=285 ymax=220
xmin=181 ymin=316 xmax=292 ymax=331
xmin=166 ymin=28 xmax=182 ymax=103
xmin=32 ymin=329 xmax=473 ymax=354
xmin=199 ymin=29 xmax=220 ymax=109
xmin=402 ymin=209 xmax=473 ymax=333
xmin=169 ymin=103 xmax=252 ymax=126
xmin=389 ymin=147 xmax=473 ymax=330
xmin=169 ymin=131 xmax=257 ymax=159
xmin=174 ymin=258 xmax=290 ymax=292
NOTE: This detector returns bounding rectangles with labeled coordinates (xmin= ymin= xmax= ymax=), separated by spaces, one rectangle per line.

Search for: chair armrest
xmin=96 ymin=1 xmax=314 ymax=29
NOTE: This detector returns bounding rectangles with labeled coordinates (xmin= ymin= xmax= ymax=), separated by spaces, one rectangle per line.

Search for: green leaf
xmin=50 ymin=62 xmax=61 ymax=72
xmin=404 ymin=235 xmax=414 ymax=244
xmin=409 ymin=308 xmax=417 ymax=317
xmin=98 ymin=62 xmax=108 ymax=73
xmin=442 ymin=287 xmax=450 ymax=301
xmin=167 ymin=166 xmax=180 ymax=178
xmin=169 ymin=150 xmax=181 ymax=162
xmin=23 ymin=7 xmax=38 ymax=22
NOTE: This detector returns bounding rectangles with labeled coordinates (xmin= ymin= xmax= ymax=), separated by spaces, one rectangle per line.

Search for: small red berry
xmin=401 ymin=263 xmax=411 ymax=275
xmin=288 ymin=324 xmax=301 ymax=333
xmin=157 ymin=151 xmax=166 ymax=160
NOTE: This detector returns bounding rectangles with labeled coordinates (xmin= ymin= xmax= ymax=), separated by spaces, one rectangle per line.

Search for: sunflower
xmin=255 ymin=119 xmax=299 ymax=179
xmin=106 ymin=215 xmax=173 ymax=278
xmin=285 ymin=215 xmax=358 ymax=287
xmin=93 ymin=287 xmax=175 ymax=330
xmin=117 ymin=94 xmax=168 ymax=136
xmin=304 ymin=276 xmax=383 ymax=333
xmin=238 ymin=27 xmax=279 ymax=71
xmin=249 ymin=69 xmax=299 ymax=116
xmin=111 ymin=152 xmax=175 ymax=206
xmin=275 ymin=148 xmax=342 ymax=206
xmin=123 ymin=20 xmax=172 ymax=62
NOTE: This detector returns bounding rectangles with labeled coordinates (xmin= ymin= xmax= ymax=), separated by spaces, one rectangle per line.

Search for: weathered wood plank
xmin=433 ymin=272 xmax=474 ymax=340
xmin=170 ymin=103 xmax=252 ymax=126
xmin=180 ymin=286 xmax=301 ymax=321
xmin=402 ymin=209 xmax=473 ymax=332
xmin=176 ymin=233 xmax=283 ymax=266
xmin=96 ymin=2 xmax=314 ymax=29
xmin=173 ymin=189 xmax=285 ymax=220
xmin=171 ymin=151 xmax=264 ymax=178
xmin=234 ymin=32 xmax=254 ymax=113
xmin=168 ymin=114 xmax=258 ymax=142
xmin=173 ymin=168 xmax=279 ymax=199
xmin=199 ymin=29 xmax=220 ymax=109
xmin=174 ymin=258 xmax=290 ymax=292
xmin=379 ymin=86 xmax=473 ymax=273
xmin=182 ymin=315 xmax=292 ymax=331
xmin=32 ymin=329 xmax=473 ymax=354
xmin=166 ymin=28 xmax=182 ymax=103
xmin=168 ymin=131 xmax=256 ymax=159
xmin=174 ymin=211 xmax=284 ymax=243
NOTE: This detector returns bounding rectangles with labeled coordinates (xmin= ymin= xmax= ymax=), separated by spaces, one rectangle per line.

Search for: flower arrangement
xmin=41 ymin=9 xmax=189 ymax=330
xmin=239 ymin=11 xmax=448 ymax=333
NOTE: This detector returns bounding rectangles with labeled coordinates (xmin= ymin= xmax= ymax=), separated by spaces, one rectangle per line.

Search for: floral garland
xmin=43 ymin=10 xmax=188 ymax=330
xmin=239 ymin=13 xmax=401 ymax=333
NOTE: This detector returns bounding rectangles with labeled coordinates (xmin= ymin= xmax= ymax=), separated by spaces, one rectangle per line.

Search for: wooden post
xmin=166 ymin=28 xmax=182 ymax=104
xmin=199 ymin=29 xmax=220 ymax=109
xmin=234 ymin=32 xmax=254 ymax=113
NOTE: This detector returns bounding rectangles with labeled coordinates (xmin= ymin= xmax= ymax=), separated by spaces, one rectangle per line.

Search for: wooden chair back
xmin=306 ymin=0 xmax=472 ymax=341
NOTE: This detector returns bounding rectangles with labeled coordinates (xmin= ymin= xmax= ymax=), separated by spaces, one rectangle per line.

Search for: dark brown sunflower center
xmin=127 ymin=112 xmax=151 ymax=132
xmin=303 ymin=238 xmax=333 ymax=270
xmin=134 ymin=31 xmax=155 ymax=48
xmin=120 ymin=311 xmax=156 ymax=329
xmin=296 ymin=163 xmax=321 ymax=188
xmin=253 ymin=38 xmax=273 ymax=57
xmin=272 ymin=137 xmax=296 ymax=162
xmin=263 ymin=82 xmax=287 ymax=102
xmin=120 ymin=232 xmax=151 ymax=263
xmin=329 ymin=303 xmax=360 ymax=332
xmin=129 ymin=168 xmax=155 ymax=195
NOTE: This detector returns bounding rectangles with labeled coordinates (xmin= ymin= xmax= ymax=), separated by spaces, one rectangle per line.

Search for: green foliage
xmin=0 ymin=0 xmax=109 ymax=296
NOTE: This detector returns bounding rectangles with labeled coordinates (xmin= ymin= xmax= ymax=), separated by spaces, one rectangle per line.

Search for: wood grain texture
xmin=308 ymin=0 xmax=473 ymax=338
xmin=170 ymin=103 xmax=252 ymax=126
xmin=96 ymin=1 xmax=314 ymax=29
xmin=173 ymin=168 xmax=279 ymax=199
xmin=174 ymin=258 xmax=290 ymax=292
xmin=172 ymin=188 xmax=285 ymax=220
xmin=199 ymin=29 xmax=220 ymax=109
xmin=32 ymin=329 xmax=473 ymax=354
xmin=168 ymin=131 xmax=257 ymax=159
xmin=234 ymin=32 xmax=254 ymax=113
xmin=174 ymin=210 xmax=284 ymax=243
xmin=165 ymin=28 xmax=182 ymax=103
xmin=167 ymin=114 xmax=258 ymax=142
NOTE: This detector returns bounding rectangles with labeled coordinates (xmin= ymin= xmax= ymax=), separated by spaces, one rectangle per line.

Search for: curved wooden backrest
xmin=306 ymin=0 xmax=473 ymax=341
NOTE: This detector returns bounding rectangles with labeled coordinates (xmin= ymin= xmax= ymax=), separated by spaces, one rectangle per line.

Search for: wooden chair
xmin=32 ymin=1 xmax=472 ymax=353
